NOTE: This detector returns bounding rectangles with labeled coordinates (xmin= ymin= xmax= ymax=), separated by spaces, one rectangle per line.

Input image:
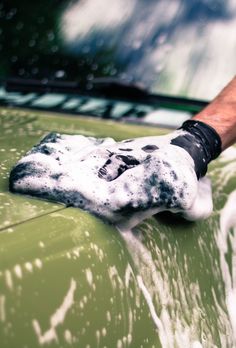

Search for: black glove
xmin=171 ymin=120 xmax=222 ymax=179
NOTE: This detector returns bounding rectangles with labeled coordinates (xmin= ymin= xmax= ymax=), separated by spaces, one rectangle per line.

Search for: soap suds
xmin=24 ymin=262 xmax=33 ymax=272
xmin=136 ymin=274 xmax=167 ymax=343
xmin=10 ymin=132 xmax=213 ymax=227
xmin=64 ymin=329 xmax=73 ymax=344
xmin=218 ymin=190 xmax=236 ymax=342
xmin=118 ymin=227 xmax=207 ymax=347
xmin=14 ymin=264 xmax=23 ymax=279
xmin=34 ymin=258 xmax=43 ymax=269
xmin=32 ymin=278 xmax=76 ymax=345
xmin=0 ymin=295 xmax=6 ymax=322
xmin=85 ymin=268 xmax=93 ymax=287
xmin=220 ymin=147 xmax=236 ymax=162
xmin=5 ymin=270 xmax=13 ymax=290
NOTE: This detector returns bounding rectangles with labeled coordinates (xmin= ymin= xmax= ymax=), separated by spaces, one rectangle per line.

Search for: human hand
xmin=95 ymin=120 xmax=221 ymax=226
xmin=10 ymin=120 xmax=221 ymax=227
xmin=95 ymin=131 xmax=214 ymax=226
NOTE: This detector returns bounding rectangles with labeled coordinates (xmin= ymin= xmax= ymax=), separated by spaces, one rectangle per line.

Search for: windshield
xmin=1 ymin=0 xmax=236 ymax=100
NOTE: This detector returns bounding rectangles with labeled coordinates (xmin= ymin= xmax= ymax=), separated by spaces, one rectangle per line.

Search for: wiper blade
xmin=5 ymin=77 xmax=149 ymax=98
xmin=90 ymin=77 xmax=208 ymax=111
xmin=91 ymin=77 xmax=149 ymax=99
xmin=4 ymin=77 xmax=208 ymax=113
xmin=5 ymin=77 xmax=80 ymax=93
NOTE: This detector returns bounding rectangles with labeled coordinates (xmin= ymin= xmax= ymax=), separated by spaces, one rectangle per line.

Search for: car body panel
xmin=1 ymin=107 xmax=236 ymax=347
xmin=0 ymin=107 xmax=166 ymax=230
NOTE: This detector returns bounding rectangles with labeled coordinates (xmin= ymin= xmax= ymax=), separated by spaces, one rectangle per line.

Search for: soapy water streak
xmin=0 ymin=295 xmax=6 ymax=322
xmin=218 ymin=190 xmax=236 ymax=343
xmin=32 ymin=278 xmax=76 ymax=345
xmin=209 ymin=149 xmax=236 ymax=344
xmin=119 ymin=227 xmax=206 ymax=348
xmin=119 ymin=160 xmax=236 ymax=348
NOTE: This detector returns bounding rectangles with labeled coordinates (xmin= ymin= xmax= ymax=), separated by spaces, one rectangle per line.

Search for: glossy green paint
xmin=0 ymin=209 xmax=160 ymax=348
xmin=0 ymin=109 xmax=64 ymax=230
xmin=0 ymin=107 xmax=236 ymax=347
xmin=0 ymin=107 xmax=165 ymax=228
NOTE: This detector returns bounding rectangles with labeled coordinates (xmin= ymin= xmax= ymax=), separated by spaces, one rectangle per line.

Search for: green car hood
xmin=0 ymin=107 xmax=236 ymax=348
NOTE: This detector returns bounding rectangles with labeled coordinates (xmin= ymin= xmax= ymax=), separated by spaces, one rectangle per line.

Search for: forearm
xmin=193 ymin=76 xmax=236 ymax=150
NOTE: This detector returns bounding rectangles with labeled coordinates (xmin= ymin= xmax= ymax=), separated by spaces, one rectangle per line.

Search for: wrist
xmin=190 ymin=76 xmax=236 ymax=151
xmin=171 ymin=120 xmax=222 ymax=179
xmin=193 ymin=110 xmax=236 ymax=150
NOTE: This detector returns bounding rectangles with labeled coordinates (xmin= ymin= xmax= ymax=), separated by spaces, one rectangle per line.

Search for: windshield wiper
xmin=5 ymin=77 xmax=80 ymax=93
xmin=91 ymin=78 xmax=208 ymax=112
xmin=91 ymin=77 xmax=149 ymax=99
xmin=4 ymin=77 xmax=208 ymax=113
xmin=5 ymin=77 xmax=148 ymax=97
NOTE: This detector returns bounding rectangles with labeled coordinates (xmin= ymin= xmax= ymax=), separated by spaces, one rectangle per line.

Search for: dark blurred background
xmin=1 ymin=0 xmax=236 ymax=99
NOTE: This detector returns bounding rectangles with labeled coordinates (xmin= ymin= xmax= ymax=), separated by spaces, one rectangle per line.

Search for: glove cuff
xmin=171 ymin=120 xmax=222 ymax=178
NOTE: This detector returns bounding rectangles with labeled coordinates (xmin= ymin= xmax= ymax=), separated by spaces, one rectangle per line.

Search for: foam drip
xmin=218 ymin=190 xmax=236 ymax=341
xmin=118 ymin=227 xmax=205 ymax=347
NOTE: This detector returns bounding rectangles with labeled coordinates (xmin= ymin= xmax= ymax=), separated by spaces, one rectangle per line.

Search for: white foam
xmin=14 ymin=264 xmax=23 ymax=279
xmin=10 ymin=132 xmax=213 ymax=227
xmin=218 ymin=190 xmax=236 ymax=342
xmin=64 ymin=329 xmax=73 ymax=344
xmin=32 ymin=278 xmax=76 ymax=345
xmin=118 ymin=227 xmax=209 ymax=347
xmin=5 ymin=270 xmax=13 ymax=290
xmin=24 ymin=262 xmax=33 ymax=272
xmin=136 ymin=275 xmax=167 ymax=345
xmin=85 ymin=268 xmax=93 ymax=287
xmin=220 ymin=146 xmax=236 ymax=162
xmin=34 ymin=258 xmax=43 ymax=269
xmin=0 ymin=295 xmax=6 ymax=322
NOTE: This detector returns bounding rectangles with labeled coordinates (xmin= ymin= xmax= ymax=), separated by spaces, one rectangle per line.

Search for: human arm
xmin=193 ymin=76 xmax=236 ymax=150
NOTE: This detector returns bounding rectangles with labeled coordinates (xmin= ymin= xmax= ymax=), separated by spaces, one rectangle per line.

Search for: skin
xmin=193 ymin=76 xmax=236 ymax=151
